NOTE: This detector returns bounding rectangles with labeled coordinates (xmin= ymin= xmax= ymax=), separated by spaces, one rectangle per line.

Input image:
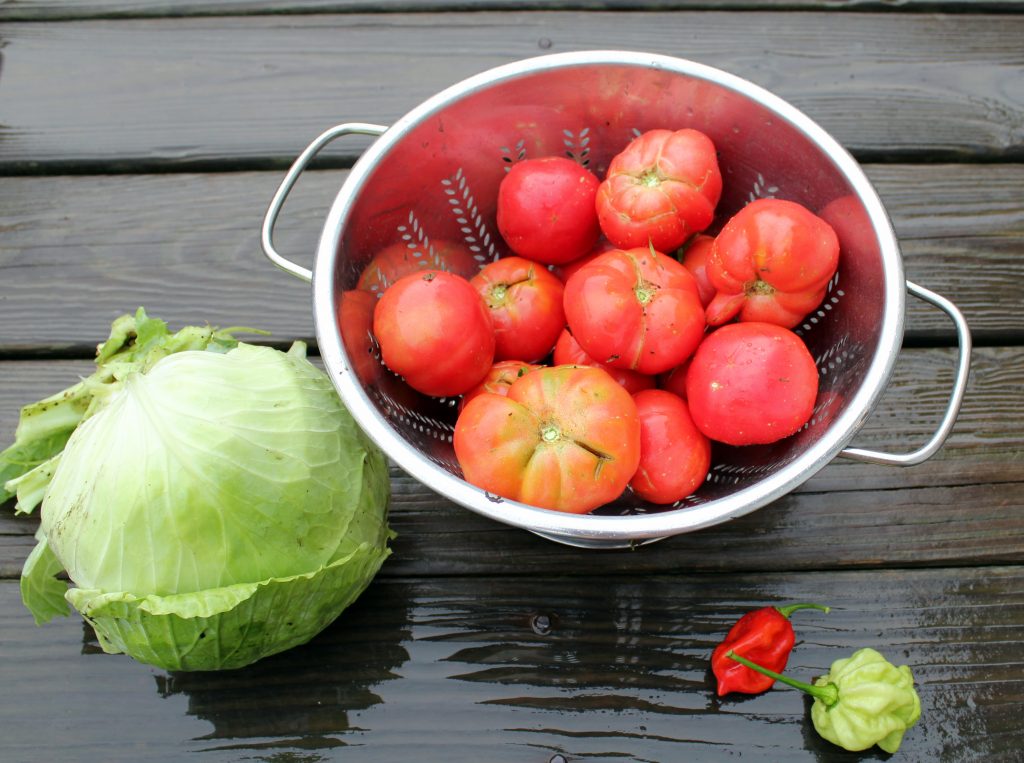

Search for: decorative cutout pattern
xmin=441 ymin=168 xmax=499 ymax=264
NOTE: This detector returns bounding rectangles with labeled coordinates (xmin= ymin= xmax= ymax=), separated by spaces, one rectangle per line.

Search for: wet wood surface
xmin=1 ymin=10 xmax=1023 ymax=173
xmin=3 ymin=346 xmax=1022 ymax=581
xmin=2 ymin=567 xmax=1022 ymax=762
xmin=5 ymin=0 xmax=1024 ymax=22
xmin=2 ymin=164 xmax=1022 ymax=351
xmin=1 ymin=2 xmax=1022 ymax=762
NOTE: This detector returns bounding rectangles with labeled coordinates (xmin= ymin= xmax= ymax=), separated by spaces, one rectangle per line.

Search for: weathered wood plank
xmin=4 ymin=0 xmax=1024 ymax=22
xmin=1 ymin=566 xmax=1021 ymax=761
xmin=3 ymin=346 xmax=1022 ymax=578
xmin=1 ymin=12 xmax=1022 ymax=171
xmin=8 ymin=478 xmax=1020 ymax=579
xmin=1 ymin=164 xmax=1020 ymax=352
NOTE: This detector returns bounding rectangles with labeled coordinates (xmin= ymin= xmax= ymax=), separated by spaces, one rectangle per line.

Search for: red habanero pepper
xmin=712 ymin=602 xmax=830 ymax=696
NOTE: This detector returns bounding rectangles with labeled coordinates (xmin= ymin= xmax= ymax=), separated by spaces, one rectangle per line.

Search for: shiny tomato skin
xmin=686 ymin=322 xmax=819 ymax=446
xmin=470 ymin=256 xmax=566 ymax=362
xmin=596 ymin=128 xmax=722 ymax=252
xmin=497 ymin=157 xmax=601 ymax=265
xmin=357 ymin=239 xmax=478 ymax=294
xmin=679 ymin=234 xmax=717 ymax=308
xmin=454 ymin=365 xmax=641 ymax=514
xmin=630 ymin=389 xmax=711 ymax=505
xmin=373 ymin=270 xmax=494 ymax=397
xmin=553 ymin=328 xmax=655 ymax=395
xmin=706 ymin=199 xmax=840 ymax=328
xmin=563 ymin=246 xmax=706 ymax=375
xmin=459 ymin=359 xmax=542 ymax=412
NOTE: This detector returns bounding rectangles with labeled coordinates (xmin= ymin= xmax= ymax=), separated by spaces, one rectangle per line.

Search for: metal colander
xmin=262 ymin=51 xmax=970 ymax=548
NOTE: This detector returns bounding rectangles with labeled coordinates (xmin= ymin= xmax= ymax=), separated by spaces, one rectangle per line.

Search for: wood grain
xmin=1 ymin=163 xmax=1020 ymax=353
xmin=1 ymin=11 xmax=1022 ymax=171
xmin=1 ymin=566 xmax=1021 ymax=761
xmin=3 ymin=346 xmax=1022 ymax=578
xmin=4 ymin=0 xmax=1024 ymax=22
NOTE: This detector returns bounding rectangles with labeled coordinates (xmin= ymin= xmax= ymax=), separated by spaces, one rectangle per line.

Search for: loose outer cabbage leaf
xmin=2 ymin=307 xmax=263 ymax=508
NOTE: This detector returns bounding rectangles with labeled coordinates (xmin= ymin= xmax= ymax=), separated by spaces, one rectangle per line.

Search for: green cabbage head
xmin=18 ymin=327 xmax=391 ymax=671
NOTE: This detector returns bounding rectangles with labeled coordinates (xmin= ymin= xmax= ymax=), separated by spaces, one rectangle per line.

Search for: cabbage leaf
xmin=11 ymin=311 xmax=391 ymax=671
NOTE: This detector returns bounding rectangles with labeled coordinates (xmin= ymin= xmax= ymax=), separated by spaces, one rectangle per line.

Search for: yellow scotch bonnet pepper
xmin=726 ymin=647 xmax=922 ymax=753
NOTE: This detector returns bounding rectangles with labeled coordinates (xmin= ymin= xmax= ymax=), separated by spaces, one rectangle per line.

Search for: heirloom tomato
xmin=679 ymin=234 xmax=717 ymax=308
xmin=459 ymin=360 xmax=541 ymax=411
xmin=630 ymin=389 xmax=711 ymax=505
xmin=553 ymin=328 xmax=655 ymax=396
xmin=470 ymin=256 xmax=566 ymax=362
xmin=686 ymin=322 xmax=818 ymax=446
xmin=596 ymin=128 xmax=722 ymax=252
xmin=454 ymin=365 xmax=641 ymax=514
xmin=496 ymin=156 xmax=601 ymax=265
xmin=705 ymin=199 xmax=840 ymax=329
xmin=563 ymin=246 xmax=706 ymax=375
xmin=373 ymin=270 xmax=494 ymax=397
xmin=357 ymin=239 xmax=478 ymax=294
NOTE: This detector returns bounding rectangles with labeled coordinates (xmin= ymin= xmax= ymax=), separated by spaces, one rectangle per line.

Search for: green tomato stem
xmin=725 ymin=650 xmax=839 ymax=707
xmin=775 ymin=602 xmax=831 ymax=619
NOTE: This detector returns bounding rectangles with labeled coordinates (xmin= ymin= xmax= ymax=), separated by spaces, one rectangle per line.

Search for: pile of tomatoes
xmin=360 ymin=127 xmax=840 ymax=515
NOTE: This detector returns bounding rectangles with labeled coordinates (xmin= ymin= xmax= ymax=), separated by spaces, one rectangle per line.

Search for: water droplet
xmin=531 ymin=614 xmax=553 ymax=635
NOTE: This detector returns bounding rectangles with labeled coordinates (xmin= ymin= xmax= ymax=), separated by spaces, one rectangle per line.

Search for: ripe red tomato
xmin=563 ymin=246 xmax=706 ymax=375
xmin=679 ymin=234 xmax=717 ymax=308
xmin=373 ymin=270 xmax=494 ymax=397
xmin=553 ymin=328 xmax=655 ymax=395
xmin=630 ymin=389 xmax=711 ymax=505
xmin=470 ymin=256 xmax=566 ymax=362
xmin=496 ymin=156 xmax=601 ymax=265
xmin=657 ymin=357 xmax=692 ymax=400
xmin=459 ymin=359 xmax=542 ymax=411
xmin=596 ymin=128 xmax=722 ymax=252
xmin=686 ymin=322 xmax=819 ymax=445
xmin=337 ymin=289 xmax=380 ymax=386
xmin=357 ymin=239 xmax=478 ymax=294
xmin=552 ymin=237 xmax=618 ymax=283
xmin=454 ymin=365 xmax=641 ymax=514
xmin=705 ymin=199 xmax=840 ymax=328
xmin=818 ymin=194 xmax=872 ymax=274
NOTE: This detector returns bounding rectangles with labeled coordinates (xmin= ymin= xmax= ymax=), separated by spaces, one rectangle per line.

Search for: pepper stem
xmin=725 ymin=651 xmax=839 ymax=707
xmin=775 ymin=602 xmax=831 ymax=619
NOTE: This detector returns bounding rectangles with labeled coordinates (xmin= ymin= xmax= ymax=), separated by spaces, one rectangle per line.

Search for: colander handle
xmin=839 ymin=280 xmax=972 ymax=466
xmin=261 ymin=122 xmax=389 ymax=282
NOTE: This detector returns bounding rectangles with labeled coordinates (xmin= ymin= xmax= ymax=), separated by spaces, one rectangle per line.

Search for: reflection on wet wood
xmin=2 ymin=2 xmax=1021 ymax=761
xmin=1 ymin=12 xmax=1022 ymax=171
xmin=2 ymin=567 xmax=1021 ymax=761
xmin=1 ymin=164 xmax=1021 ymax=351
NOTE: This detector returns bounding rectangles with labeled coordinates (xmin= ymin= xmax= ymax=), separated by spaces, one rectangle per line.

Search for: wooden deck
xmin=1 ymin=2 xmax=1022 ymax=761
